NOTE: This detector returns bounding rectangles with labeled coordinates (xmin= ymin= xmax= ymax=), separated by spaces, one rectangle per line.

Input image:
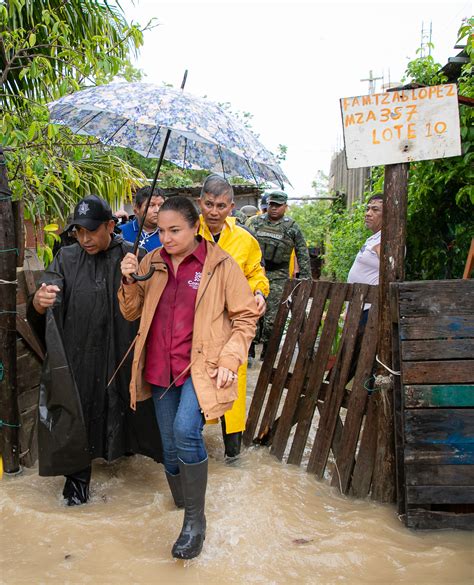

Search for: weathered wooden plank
xmin=256 ymin=280 xmax=313 ymax=442
xmin=406 ymin=485 xmax=474 ymax=504
xmin=287 ymin=283 xmax=349 ymax=465
xmin=271 ymin=281 xmax=330 ymax=460
xmin=16 ymin=348 xmax=42 ymax=391
xmin=397 ymin=280 xmax=474 ymax=316
xmin=406 ymin=509 xmax=474 ymax=530
xmin=350 ymin=379 xmax=379 ymax=497
xmin=405 ymin=463 xmax=474 ymax=486
xmin=244 ymin=280 xmax=294 ymax=446
xmin=391 ymin=283 xmax=406 ymax=515
xmin=394 ymin=280 xmax=474 ymax=524
xmin=401 ymin=338 xmax=474 ymax=361
xmin=12 ymin=200 xmax=25 ymax=267
xmin=371 ymin=165 xmax=408 ymax=505
xmin=16 ymin=313 xmax=45 ymax=361
xmin=404 ymin=444 xmax=474 ymax=465
xmin=402 ymin=361 xmax=474 ymax=385
xmin=16 ymin=266 xmax=42 ymax=306
xmin=308 ymin=284 xmax=368 ymax=478
xmin=404 ymin=409 xmax=474 ymax=444
xmin=404 ymin=385 xmax=474 ymax=408
xmin=327 ymin=283 xmax=377 ymax=303
xmin=17 ymin=385 xmax=40 ymax=413
xmin=18 ymin=403 xmax=38 ymax=468
xmin=463 ymin=239 xmax=474 ymax=279
xmin=399 ymin=315 xmax=474 ymax=340
xmin=334 ymin=297 xmax=379 ymax=493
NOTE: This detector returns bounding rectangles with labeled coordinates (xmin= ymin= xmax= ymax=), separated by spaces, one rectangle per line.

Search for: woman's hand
xmin=254 ymin=292 xmax=266 ymax=317
xmin=209 ymin=366 xmax=238 ymax=389
xmin=120 ymin=252 xmax=139 ymax=284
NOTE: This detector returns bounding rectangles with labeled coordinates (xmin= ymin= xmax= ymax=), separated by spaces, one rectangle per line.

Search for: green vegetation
xmin=293 ymin=19 xmax=473 ymax=282
xmin=0 ymin=0 xmax=153 ymax=262
xmin=289 ymin=198 xmax=370 ymax=281
xmin=403 ymin=18 xmax=473 ymax=279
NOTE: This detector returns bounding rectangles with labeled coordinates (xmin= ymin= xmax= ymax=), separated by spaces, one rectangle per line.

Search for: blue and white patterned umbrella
xmin=47 ymin=82 xmax=289 ymax=186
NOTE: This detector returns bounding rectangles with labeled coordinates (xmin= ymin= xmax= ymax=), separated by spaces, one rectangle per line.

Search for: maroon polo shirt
xmin=145 ymin=238 xmax=207 ymax=388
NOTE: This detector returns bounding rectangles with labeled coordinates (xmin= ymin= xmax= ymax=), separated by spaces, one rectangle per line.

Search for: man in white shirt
xmin=347 ymin=194 xmax=383 ymax=287
xmin=346 ymin=194 xmax=383 ymax=381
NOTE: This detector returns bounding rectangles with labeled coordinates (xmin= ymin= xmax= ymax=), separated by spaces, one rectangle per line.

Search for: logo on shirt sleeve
xmin=187 ymin=271 xmax=202 ymax=290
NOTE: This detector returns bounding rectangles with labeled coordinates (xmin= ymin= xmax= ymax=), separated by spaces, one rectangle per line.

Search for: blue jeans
xmin=151 ymin=377 xmax=207 ymax=475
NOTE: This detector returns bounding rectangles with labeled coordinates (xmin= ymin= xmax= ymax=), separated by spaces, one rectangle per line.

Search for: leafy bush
xmin=288 ymin=200 xmax=331 ymax=247
xmin=289 ymin=198 xmax=369 ymax=282
xmin=323 ymin=201 xmax=369 ymax=281
xmin=294 ymin=20 xmax=473 ymax=283
xmin=403 ymin=19 xmax=474 ymax=279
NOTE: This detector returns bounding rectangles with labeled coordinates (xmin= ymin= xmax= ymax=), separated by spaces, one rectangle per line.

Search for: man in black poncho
xmin=28 ymin=194 xmax=162 ymax=506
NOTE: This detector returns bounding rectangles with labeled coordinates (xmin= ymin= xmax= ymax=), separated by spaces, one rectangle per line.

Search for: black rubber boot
xmin=172 ymin=458 xmax=208 ymax=560
xmin=165 ymin=470 xmax=184 ymax=509
xmin=224 ymin=432 xmax=242 ymax=460
xmin=221 ymin=417 xmax=242 ymax=460
xmin=62 ymin=466 xmax=91 ymax=506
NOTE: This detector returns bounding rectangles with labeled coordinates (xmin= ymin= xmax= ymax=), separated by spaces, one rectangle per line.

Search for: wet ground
xmin=1 ymin=361 xmax=473 ymax=584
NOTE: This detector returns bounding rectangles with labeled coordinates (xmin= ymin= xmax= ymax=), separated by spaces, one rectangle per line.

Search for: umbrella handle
xmin=130 ymin=69 xmax=189 ymax=280
xmin=131 ymin=265 xmax=156 ymax=281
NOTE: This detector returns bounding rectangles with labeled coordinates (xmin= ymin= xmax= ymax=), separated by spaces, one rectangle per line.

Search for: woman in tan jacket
xmin=118 ymin=196 xmax=259 ymax=560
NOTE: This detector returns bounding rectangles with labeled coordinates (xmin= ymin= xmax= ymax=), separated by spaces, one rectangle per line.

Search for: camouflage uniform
xmin=250 ymin=212 xmax=311 ymax=347
xmin=231 ymin=208 xmax=248 ymax=226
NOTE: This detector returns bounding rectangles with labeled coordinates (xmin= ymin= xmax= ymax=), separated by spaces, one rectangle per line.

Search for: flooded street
xmin=1 ymin=364 xmax=472 ymax=584
xmin=1 ymin=429 xmax=472 ymax=584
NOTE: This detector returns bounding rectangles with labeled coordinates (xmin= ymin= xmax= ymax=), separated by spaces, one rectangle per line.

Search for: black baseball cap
xmin=71 ymin=195 xmax=113 ymax=231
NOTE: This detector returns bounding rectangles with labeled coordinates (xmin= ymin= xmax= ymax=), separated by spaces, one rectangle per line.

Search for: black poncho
xmin=28 ymin=235 xmax=162 ymax=476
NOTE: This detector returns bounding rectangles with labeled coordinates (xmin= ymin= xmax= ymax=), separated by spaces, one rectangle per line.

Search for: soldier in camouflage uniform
xmin=248 ymin=190 xmax=311 ymax=357
xmin=231 ymin=207 xmax=248 ymax=226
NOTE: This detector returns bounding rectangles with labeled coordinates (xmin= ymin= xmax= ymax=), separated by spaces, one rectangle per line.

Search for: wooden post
xmin=371 ymin=162 xmax=408 ymax=503
xmin=0 ymin=147 xmax=20 ymax=473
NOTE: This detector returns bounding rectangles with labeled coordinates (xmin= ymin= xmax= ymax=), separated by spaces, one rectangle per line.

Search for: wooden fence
xmin=391 ymin=279 xmax=474 ymax=530
xmin=8 ymin=253 xmax=43 ymax=468
xmin=243 ymin=279 xmax=380 ymax=496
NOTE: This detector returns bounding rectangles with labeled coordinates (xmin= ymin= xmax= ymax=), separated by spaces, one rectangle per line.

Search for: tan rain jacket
xmin=117 ymin=240 xmax=259 ymax=421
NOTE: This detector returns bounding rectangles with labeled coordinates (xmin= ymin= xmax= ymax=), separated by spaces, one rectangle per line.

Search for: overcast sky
xmin=120 ymin=0 xmax=470 ymax=194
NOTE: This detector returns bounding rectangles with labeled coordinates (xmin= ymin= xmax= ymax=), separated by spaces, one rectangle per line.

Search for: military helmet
xmin=240 ymin=205 xmax=258 ymax=218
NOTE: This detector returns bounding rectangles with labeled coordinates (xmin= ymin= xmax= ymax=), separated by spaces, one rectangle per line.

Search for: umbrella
xmin=47 ymin=81 xmax=289 ymax=187
xmin=47 ymin=75 xmax=288 ymax=279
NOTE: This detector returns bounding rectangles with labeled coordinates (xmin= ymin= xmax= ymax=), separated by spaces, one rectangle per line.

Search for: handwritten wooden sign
xmin=340 ymin=84 xmax=461 ymax=168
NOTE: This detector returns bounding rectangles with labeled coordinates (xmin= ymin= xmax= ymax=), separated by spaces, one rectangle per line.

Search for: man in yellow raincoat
xmin=199 ymin=175 xmax=269 ymax=459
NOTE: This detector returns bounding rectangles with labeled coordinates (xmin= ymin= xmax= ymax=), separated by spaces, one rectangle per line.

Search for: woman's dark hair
xmin=158 ymin=195 xmax=199 ymax=227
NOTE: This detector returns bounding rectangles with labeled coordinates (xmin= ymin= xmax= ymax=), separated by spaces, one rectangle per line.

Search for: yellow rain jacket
xmin=199 ymin=215 xmax=269 ymax=433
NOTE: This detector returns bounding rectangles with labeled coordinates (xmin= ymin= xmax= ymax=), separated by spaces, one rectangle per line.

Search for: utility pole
xmin=360 ymin=70 xmax=384 ymax=95
xmin=420 ymin=21 xmax=433 ymax=58
xmin=360 ymin=70 xmax=383 ymax=196
xmin=371 ymin=162 xmax=409 ymax=503
xmin=0 ymin=147 xmax=20 ymax=473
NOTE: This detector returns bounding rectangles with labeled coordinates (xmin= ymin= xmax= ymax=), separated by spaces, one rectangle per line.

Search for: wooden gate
xmin=12 ymin=253 xmax=43 ymax=468
xmin=244 ymin=279 xmax=379 ymax=496
xmin=391 ymin=279 xmax=474 ymax=530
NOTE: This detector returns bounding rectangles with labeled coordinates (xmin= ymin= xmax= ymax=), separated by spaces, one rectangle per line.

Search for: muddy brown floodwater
xmin=1 ymin=363 xmax=473 ymax=584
